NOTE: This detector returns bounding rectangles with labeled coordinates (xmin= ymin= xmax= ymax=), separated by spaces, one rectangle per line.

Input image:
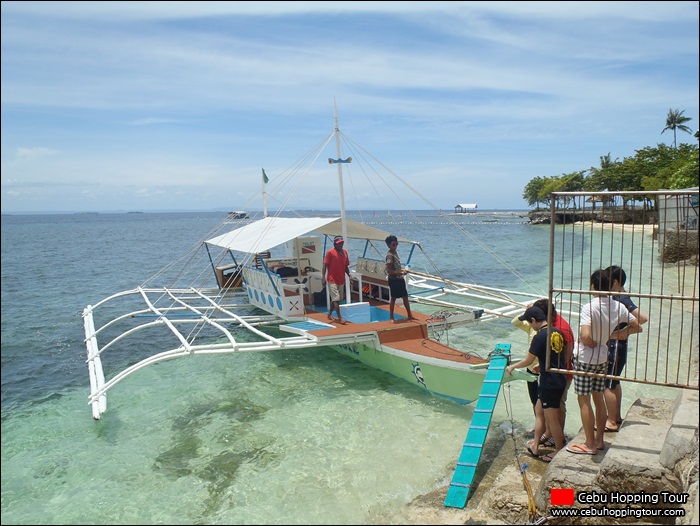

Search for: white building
xmin=454 ymin=203 xmax=478 ymax=213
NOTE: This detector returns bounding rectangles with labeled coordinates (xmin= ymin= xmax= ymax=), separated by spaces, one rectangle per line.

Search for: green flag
xmin=262 ymin=168 xmax=269 ymax=184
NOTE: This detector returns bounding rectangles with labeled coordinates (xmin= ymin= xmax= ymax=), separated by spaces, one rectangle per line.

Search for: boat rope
xmin=332 ymin=131 xmax=547 ymax=297
xmin=410 ymin=266 xmax=531 ymax=306
xmin=425 ymin=309 xmax=464 ymax=344
xmin=501 ymin=380 xmax=550 ymax=525
xmin=418 ymin=338 xmax=486 ymax=362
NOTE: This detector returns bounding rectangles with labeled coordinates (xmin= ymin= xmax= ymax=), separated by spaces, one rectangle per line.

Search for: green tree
xmin=522 ymin=121 xmax=698 ymax=211
xmin=539 ymin=177 xmax=563 ymax=210
xmin=553 ymin=171 xmax=586 ymax=208
xmin=587 ymin=152 xmax=620 ymax=191
xmin=666 ymin=144 xmax=699 ymax=189
xmin=523 ymin=176 xmax=548 ymax=210
xmin=639 ymin=143 xmax=698 ymax=190
xmin=661 ymin=108 xmax=693 ymax=148
xmin=596 ymin=153 xmax=618 ymax=171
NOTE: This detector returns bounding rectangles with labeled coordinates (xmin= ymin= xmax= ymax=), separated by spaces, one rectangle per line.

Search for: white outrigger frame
xmin=82 ymin=272 xmax=546 ymax=420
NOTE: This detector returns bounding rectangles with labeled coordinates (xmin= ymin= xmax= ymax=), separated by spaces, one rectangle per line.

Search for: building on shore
xmin=454 ymin=203 xmax=477 ymax=214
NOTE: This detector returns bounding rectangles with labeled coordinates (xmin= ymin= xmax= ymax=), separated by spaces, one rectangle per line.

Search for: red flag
xmin=550 ymin=488 xmax=575 ymax=506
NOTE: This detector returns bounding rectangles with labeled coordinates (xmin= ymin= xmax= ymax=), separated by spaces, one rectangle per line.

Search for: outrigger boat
xmin=83 ymin=110 xmax=539 ymax=420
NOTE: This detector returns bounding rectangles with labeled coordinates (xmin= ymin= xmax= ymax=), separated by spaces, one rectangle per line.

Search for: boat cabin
xmin=203 ymin=216 xmax=416 ymax=321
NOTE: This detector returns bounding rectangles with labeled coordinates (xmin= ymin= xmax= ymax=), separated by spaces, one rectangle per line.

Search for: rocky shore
xmin=388 ymin=388 xmax=698 ymax=525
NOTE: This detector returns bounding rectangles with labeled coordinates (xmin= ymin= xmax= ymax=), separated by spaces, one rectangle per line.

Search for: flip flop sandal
xmin=540 ymin=452 xmax=555 ymax=463
xmin=539 ymin=435 xmax=556 ymax=447
xmin=566 ymin=444 xmax=597 ymax=455
xmin=526 ymin=440 xmax=539 ymax=458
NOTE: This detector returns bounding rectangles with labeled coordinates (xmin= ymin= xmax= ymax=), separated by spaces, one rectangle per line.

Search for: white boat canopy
xmin=205 ymin=216 xmax=414 ymax=254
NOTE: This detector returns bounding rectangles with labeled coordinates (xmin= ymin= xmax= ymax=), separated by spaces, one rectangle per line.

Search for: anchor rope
xmin=501 ymin=380 xmax=546 ymax=524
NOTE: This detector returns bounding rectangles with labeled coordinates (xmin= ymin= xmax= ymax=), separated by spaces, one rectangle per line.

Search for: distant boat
xmin=227 ymin=210 xmax=249 ymax=219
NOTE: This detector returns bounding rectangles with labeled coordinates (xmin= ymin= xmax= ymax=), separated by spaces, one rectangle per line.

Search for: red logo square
xmin=550 ymin=488 xmax=575 ymax=506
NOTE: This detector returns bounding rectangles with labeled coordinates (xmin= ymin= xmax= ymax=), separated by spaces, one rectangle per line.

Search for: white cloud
xmin=1 ymin=1 xmax=697 ymax=212
xmin=15 ymin=147 xmax=58 ymax=160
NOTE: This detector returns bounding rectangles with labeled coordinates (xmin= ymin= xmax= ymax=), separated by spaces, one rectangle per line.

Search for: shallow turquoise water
xmin=1 ymin=210 xmax=685 ymax=524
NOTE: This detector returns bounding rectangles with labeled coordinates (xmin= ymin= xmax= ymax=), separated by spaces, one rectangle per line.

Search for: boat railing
xmin=351 ymin=257 xmax=392 ymax=303
xmin=242 ymin=267 xmax=312 ymax=319
xmin=354 ymin=257 xmax=387 ymax=280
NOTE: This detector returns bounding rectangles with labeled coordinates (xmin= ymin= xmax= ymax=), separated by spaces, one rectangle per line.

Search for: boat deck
xmin=298 ymin=301 xmax=487 ymax=366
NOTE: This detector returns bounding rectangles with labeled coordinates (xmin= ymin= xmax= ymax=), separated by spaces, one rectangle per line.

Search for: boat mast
xmin=332 ymin=100 xmax=351 ymax=304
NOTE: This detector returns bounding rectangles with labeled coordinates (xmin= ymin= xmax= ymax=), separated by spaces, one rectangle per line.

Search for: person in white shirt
xmin=566 ymin=269 xmax=642 ymax=456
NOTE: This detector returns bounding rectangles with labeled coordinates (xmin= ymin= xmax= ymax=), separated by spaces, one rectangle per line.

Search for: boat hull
xmin=329 ymin=340 xmax=488 ymax=404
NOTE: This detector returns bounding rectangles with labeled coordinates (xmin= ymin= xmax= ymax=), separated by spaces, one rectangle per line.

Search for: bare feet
xmin=336 ymin=319 xmax=347 ymax=325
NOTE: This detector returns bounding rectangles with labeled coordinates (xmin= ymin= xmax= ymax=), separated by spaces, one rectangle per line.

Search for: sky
xmin=1 ymin=1 xmax=698 ymax=213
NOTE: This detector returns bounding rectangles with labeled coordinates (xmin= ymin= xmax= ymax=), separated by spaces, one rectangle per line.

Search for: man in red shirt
xmin=322 ymin=236 xmax=351 ymax=324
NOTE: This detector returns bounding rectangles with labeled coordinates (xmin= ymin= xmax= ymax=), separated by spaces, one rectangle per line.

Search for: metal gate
xmin=543 ymin=189 xmax=698 ymax=390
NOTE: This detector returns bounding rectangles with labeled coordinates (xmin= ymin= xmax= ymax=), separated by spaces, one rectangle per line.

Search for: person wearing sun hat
xmin=322 ymin=235 xmax=351 ymax=324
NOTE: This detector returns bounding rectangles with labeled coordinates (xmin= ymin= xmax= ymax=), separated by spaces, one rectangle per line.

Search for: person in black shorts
xmin=506 ymin=306 xmax=568 ymax=462
xmin=384 ymin=235 xmax=416 ymax=323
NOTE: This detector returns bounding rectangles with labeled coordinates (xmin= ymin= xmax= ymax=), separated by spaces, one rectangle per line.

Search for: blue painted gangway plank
xmin=443 ymin=343 xmax=511 ymax=509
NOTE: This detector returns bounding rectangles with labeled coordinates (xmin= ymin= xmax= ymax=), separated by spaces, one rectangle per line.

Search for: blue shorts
xmin=605 ymin=340 xmax=628 ymax=389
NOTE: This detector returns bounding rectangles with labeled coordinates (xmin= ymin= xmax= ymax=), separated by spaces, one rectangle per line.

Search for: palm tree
xmin=661 ymin=108 xmax=693 ymax=148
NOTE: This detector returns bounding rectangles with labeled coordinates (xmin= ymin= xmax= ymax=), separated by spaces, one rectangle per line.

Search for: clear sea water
xmin=1 ymin=210 xmax=684 ymax=525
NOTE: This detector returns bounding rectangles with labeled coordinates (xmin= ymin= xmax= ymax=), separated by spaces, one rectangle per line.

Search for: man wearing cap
xmin=506 ymin=306 xmax=568 ymax=462
xmin=322 ymin=236 xmax=351 ymax=324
